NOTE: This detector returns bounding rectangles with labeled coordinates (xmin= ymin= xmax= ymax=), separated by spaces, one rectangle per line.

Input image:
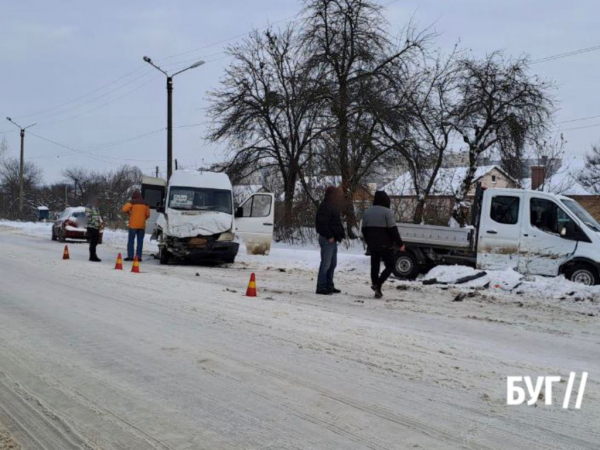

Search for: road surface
xmin=0 ymin=225 xmax=599 ymax=449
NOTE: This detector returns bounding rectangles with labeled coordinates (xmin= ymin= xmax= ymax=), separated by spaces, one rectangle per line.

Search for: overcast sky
xmin=1 ymin=0 xmax=599 ymax=183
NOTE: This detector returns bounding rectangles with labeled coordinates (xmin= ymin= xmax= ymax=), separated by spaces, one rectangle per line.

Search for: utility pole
xmin=142 ymin=56 xmax=205 ymax=180
xmin=155 ymin=166 xmax=159 ymax=178
xmin=6 ymin=117 xmax=36 ymax=217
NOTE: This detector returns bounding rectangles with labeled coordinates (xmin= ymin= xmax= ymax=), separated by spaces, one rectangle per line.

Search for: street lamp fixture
xmin=143 ymin=56 xmax=205 ymax=179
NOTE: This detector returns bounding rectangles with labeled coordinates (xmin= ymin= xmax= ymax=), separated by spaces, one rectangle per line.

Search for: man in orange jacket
xmin=122 ymin=190 xmax=151 ymax=261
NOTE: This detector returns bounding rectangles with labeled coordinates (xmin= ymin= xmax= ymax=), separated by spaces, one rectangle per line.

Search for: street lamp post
xmin=6 ymin=117 xmax=36 ymax=217
xmin=143 ymin=56 xmax=205 ymax=179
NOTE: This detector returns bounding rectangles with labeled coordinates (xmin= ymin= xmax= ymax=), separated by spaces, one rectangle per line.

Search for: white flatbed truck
xmin=393 ymin=186 xmax=600 ymax=285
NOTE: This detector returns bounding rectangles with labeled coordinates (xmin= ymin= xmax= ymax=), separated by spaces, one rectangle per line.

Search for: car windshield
xmin=168 ymin=187 xmax=232 ymax=213
xmin=562 ymin=198 xmax=600 ymax=232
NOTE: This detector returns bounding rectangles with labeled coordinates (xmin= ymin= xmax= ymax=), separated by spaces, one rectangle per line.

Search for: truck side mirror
xmin=235 ymin=206 xmax=244 ymax=218
xmin=560 ymin=227 xmax=567 ymax=237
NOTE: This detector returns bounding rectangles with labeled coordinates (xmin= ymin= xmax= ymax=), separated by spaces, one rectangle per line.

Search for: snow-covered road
xmin=0 ymin=225 xmax=599 ymax=449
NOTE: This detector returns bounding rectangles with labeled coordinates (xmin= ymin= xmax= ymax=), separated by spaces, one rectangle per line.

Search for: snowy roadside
xmin=2 ymin=219 xmax=599 ymax=316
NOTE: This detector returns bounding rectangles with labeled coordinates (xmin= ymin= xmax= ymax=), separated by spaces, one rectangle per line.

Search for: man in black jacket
xmin=315 ymin=186 xmax=346 ymax=295
xmin=362 ymin=191 xmax=405 ymax=298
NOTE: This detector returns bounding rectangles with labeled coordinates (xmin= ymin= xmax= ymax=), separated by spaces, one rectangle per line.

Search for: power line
xmin=561 ymin=122 xmax=600 ymax=132
xmin=31 ymin=71 xmax=156 ymax=123
xmin=27 ymin=123 xmax=206 ymax=161
xmin=37 ymin=75 xmax=161 ymax=128
xmin=558 ymin=114 xmax=600 ymax=125
xmin=28 ymin=131 xmax=166 ymax=163
xmin=16 ymin=66 xmax=148 ymax=120
xmin=531 ymin=44 xmax=600 ymax=64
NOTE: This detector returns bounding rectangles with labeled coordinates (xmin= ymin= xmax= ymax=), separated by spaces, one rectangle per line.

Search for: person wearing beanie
xmin=315 ymin=186 xmax=346 ymax=295
xmin=361 ymin=190 xmax=405 ymax=298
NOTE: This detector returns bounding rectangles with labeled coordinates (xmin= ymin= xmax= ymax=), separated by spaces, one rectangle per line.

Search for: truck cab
xmin=477 ymin=188 xmax=600 ymax=284
xmin=143 ymin=170 xmax=275 ymax=265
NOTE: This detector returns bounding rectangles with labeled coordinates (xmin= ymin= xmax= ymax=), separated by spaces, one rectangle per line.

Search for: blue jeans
xmin=128 ymin=228 xmax=145 ymax=259
xmin=317 ymin=235 xmax=338 ymax=292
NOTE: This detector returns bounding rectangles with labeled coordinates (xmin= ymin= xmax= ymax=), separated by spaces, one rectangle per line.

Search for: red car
xmin=52 ymin=207 xmax=103 ymax=244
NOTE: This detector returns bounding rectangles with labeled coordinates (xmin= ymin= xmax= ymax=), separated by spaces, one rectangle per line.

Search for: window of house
xmin=490 ymin=196 xmax=520 ymax=225
xmin=491 ymin=175 xmax=497 ymax=182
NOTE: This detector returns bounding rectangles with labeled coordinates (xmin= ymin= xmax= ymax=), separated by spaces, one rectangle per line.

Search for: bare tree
xmin=208 ymin=27 xmax=327 ymax=227
xmin=62 ymin=165 xmax=142 ymax=225
xmin=378 ymin=49 xmax=459 ymax=223
xmin=578 ymin=142 xmax=600 ymax=194
xmin=302 ymin=0 xmax=428 ymax=236
xmin=450 ymin=53 xmax=553 ymax=224
xmin=498 ymin=114 xmax=528 ymax=186
xmin=0 ymin=158 xmax=43 ymax=219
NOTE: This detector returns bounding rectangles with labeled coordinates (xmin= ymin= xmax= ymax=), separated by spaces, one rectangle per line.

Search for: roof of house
xmin=522 ymin=155 xmax=593 ymax=195
xmin=383 ymin=165 xmax=513 ymax=196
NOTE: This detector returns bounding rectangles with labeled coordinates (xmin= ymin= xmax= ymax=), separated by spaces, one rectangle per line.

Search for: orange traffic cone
xmin=131 ymin=255 xmax=140 ymax=273
xmin=62 ymin=245 xmax=70 ymax=260
xmin=115 ymin=253 xmax=123 ymax=270
xmin=245 ymin=272 xmax=257 ymax=297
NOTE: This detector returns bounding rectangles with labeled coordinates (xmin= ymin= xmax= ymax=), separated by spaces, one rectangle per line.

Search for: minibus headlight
xmin=218 ymin=232 xmax=235 ymax=241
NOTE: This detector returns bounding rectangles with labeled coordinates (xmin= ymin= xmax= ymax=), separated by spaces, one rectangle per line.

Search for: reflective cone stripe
xmin=62 ymin=245 xmax=70 ymax=260
xmin=245 ymin=272 xmax=257 ymax=297
xmin=131 ymin=255 xmax=140 ymax=273
xmin=115 ymin=253 xmax=123 ymax=270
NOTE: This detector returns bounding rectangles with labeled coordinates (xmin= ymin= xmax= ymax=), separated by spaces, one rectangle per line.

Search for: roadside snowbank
xmin=421 ymin=264 xmax=600 ymax=314
xmin=3 ymin=220 xmax=599 ymax=310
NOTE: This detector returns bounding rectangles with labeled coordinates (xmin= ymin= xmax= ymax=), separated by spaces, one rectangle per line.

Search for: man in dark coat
xmin=361 ymin=190 xmax=405 ymax=298
xmin=315 ymin=186 xmax=346 ymax=295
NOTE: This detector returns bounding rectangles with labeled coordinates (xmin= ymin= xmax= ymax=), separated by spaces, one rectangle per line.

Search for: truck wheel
xmin=393 ymin=252 xmax=419 ymax=280
xmin=223 ymin=257 xmax=235 ymax=264
xmin=159 ymin=248 xmax=170 ymax=265
xmin=566 ymin=263 xmax=598 ymax=286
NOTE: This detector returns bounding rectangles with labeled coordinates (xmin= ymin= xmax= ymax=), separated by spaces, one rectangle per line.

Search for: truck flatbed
xmin=397 ymin=223 xmax=473 ymax=249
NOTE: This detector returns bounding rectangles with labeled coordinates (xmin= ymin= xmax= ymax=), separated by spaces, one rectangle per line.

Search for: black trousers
xmin=87 ymin=227 xmax=99 ymax=259
xmin=370 ymin=248 xmax=395 ymax=287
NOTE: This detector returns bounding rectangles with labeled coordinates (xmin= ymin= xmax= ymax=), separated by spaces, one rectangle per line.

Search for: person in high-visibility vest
xmin=122 ymin=190 xmax=151 ymax=261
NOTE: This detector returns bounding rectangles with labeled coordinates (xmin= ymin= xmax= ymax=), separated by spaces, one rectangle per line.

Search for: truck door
xmin=235 ymin=193 xmax=275 ymax=255
xmin=477 ymin=193 xmax=523 ymax=270
xmin=141 ymin=176 xmax=167 ymax=235
xmin=517 ymin=195 xmax=577 ymax=276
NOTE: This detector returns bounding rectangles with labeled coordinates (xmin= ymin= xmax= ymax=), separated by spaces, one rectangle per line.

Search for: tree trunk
xmin=412 ymin=198 xmax=425 ymax=224
xmin=282 ymin=174 xmax=296 ymax=228
xmin=336 ymin=81 xmax=358 ymax=239
xmin=452 ymin=146 xmax=479 ymax=226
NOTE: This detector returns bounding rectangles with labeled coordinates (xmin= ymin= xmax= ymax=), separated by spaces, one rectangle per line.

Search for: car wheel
xmin=223 ymin=257 xmax=235 ymax=264
xmin=159 ymin=248 xmax=170 ymax=265
xmin=566 ymin=263 xmax=598 ymax=286
xmin=392 ymin=251 xmax=420 ymax=280
xmin=52 ymin=229 xmax=57 ymax=241
xmin=58 ymin=229 xmax=66 ymax=242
